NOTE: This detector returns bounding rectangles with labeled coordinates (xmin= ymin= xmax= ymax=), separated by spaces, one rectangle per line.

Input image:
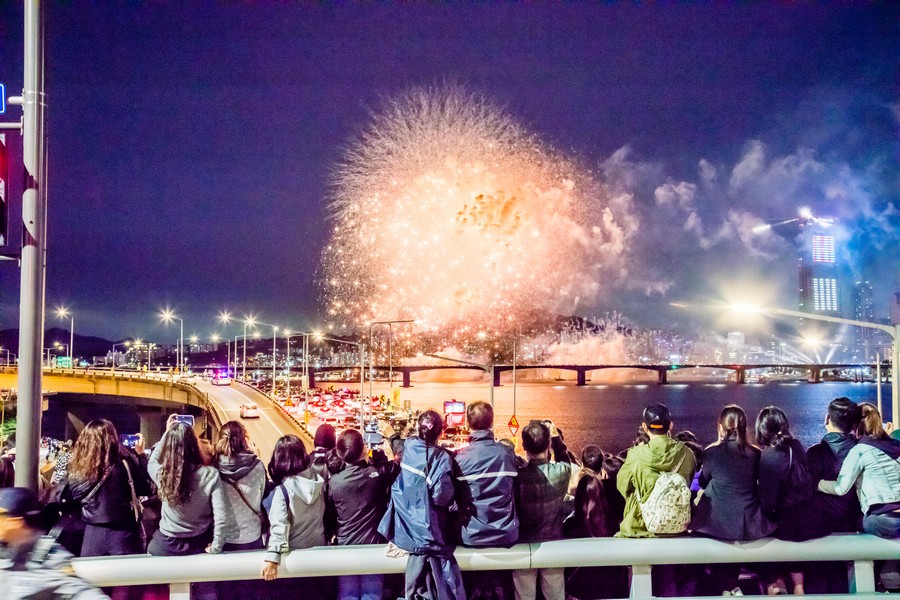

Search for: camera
xmin=172 ymin=414 xmax=195 ymax=427
xmin=119 ymin=434 xmax=141 ymax=448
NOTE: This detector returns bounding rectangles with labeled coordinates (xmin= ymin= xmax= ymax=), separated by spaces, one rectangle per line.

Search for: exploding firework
xmin=321 ymin=85 xmax=631 ymax=345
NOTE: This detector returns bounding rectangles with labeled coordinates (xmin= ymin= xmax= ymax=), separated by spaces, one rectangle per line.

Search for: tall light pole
xmin=254 ymin=320 xmax=280 ymax=397
xmin=111 ymin=341 xmax=131 ymax=372
xmin=242 ymin=316 xmax=257 ymax=380
xmin=217 ymin=311 xmax=234 ymax=375
xmin=316 ymin=333 xmax=365 ymax=429
xmin=160 ymin=309 xmax=184 ymax=372
xmin=55 ymin=306 xmax=74 ymax=367
xmin=675 ymin=302 xmax=900 ymax=428
xmin=367 ymin=319 xmax=415 ymax=407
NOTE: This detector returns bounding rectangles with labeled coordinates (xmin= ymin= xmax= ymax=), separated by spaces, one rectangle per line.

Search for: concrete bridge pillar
xmin=493 ymin=368 xmax=502 ymax=387
xmin=657 ymin=369 xmax=668 ymax=385
xmin=808 ymin=368 xmax=822 ymax=383
xmin=306 ymin=368 xmax=316 ymax=390
xmin=402 ymin=369 xmax=411 ymax=388
xmin=735 ymin=368 xmax=746 ymax=384
xmin=576 ymin=369 xmax=587 ymax=386
xmin=138 ymin=408 xmax=168 ymax=446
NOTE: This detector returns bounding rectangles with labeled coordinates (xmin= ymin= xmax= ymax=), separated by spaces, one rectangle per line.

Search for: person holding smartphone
xmin=66 ymin=419 xmax=152 ymax=556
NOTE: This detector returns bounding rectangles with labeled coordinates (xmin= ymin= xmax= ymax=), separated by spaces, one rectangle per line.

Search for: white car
xmin=211 ymin=375 xmax=232 ymax=386
xmin=240 ymin=402 xmax=259 ymax=418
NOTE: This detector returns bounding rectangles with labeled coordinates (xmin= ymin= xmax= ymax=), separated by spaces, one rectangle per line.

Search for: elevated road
xmin=0 ymin=368 xmax=311 ymax=459
xmin=193 ymin=379 xmax=310 ymax=460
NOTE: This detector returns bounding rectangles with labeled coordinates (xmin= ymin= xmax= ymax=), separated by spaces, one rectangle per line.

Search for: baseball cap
xmin=642 ymin=403 xmax=672 ymax=433
xmin=0 ymin=487 xmax=41 ymax=518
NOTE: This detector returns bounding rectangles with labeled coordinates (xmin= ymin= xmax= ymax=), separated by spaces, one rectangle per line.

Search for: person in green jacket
xmin=616 ymin=403 xmax=696 ymax=538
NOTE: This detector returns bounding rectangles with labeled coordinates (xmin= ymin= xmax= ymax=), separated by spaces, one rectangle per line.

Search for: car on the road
xmin=240 ymin=402 xmax=259 ymax=418
xmin=211 ymin=374 xmax=232 ymax=386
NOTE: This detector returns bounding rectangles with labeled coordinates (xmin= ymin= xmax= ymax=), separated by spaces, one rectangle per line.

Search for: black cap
xmin=642 ymin=403 xmax=672 ymax=432
xmin=0 ymin=487 xmax=41 ymax=518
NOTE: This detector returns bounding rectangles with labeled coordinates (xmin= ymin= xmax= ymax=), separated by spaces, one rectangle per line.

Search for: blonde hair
xmin=857 ymin=402 xmax=889 ymax=440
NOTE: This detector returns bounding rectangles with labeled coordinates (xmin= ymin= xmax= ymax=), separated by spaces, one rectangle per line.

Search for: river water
xmin=352 ymin=379 xmax=893 ymax=455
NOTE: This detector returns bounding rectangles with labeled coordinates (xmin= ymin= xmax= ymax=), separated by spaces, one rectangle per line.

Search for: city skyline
xmin=0 ymin=4 xmax=897 ymax=341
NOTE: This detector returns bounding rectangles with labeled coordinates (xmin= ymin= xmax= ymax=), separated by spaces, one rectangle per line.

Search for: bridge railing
xmin=72 ymin=533 xmax=900 ymax=600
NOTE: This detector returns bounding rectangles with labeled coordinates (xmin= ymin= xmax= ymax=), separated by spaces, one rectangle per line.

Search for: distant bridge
xmin=303 ymin=363 xmax=885 ymax=388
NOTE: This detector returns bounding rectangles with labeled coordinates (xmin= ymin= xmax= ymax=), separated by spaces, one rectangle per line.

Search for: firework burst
xmin=321 ymin=85 xmax=631 ymax=344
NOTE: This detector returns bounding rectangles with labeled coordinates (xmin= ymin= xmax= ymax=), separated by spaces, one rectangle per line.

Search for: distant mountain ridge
xmin=0 ymin=328 xmax=121 ymax=359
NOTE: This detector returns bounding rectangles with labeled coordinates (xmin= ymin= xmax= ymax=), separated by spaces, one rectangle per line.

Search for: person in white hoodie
xmin=261 ymin=434 xmax=326 ymax=596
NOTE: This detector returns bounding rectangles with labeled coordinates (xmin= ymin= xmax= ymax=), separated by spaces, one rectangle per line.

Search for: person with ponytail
xmin=209 ymin=421 xmax=268 ymax=554
xmin=691 ymin=405 xmax=773 ymax=541
xmin=326 ymin=428 xmax=391 ymax=600
xmin=755 ymin=406 xmax=816 ymax=595
xmin=378 ymin=409 xmax=465 ymax=600
xmin=690 ymin=406 xmax=774 ymax=595
xmin=147 ymin=420 xmax=226 ymax=557
xmin=66 ymin=419 xmax=151 ymax=556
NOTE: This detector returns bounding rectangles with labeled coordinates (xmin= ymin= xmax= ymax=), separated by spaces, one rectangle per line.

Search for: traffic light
xmin=0 ymin=133 xmax=7 ymax=246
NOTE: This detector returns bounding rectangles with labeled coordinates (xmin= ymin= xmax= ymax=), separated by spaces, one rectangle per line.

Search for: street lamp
xmin=252 ymin=320 xmax=280 ymax=397
xmin=315 ymin=333 xmax=365 ymax=429
xmin=367 ymin=319 xmax=416 ymax=403
xmin=242 ymin=316 xmax=258 ymax=380
xmin=111 ymin=341 xmax=131 ymax=371
xmin=54 ymin=306 xmax=74 ymax=367
xmin=284 ymin=330 xmax=312 ymax=418
xmin=674 ymin=301 xmax=900 ymax=428
xmin=159 ymin=309 xmax=185 ymax=373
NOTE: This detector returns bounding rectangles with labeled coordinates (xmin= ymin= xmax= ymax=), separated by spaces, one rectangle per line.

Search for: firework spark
xmin=321 ymin=85 xmax=631 ymax=344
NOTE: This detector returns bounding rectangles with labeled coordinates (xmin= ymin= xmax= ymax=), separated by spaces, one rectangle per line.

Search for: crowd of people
xmin=1 ymin=396 xmax=899 ymax=600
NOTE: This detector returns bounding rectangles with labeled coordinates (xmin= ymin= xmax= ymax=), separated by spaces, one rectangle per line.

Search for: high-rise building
xmin=726 ymin=331 xmax=745 ymax=362
xmin=798 ymin=218 xmax=841 ymax=317
xmin=851 ymin=281 xmax=875 ymax=361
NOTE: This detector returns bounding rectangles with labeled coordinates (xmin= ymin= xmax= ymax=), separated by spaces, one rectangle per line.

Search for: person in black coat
xmin=805 ymin=397 xmax=862 ymax=595
xmin=756 ymin=406 xmax=817 ymax=595
xmin=691 ymin=405 xmax=774 ymax=541
xmin=690 ymin=405 xmax=774 ymax=595
xmin=66 ymin=420 xmax=151 ymax=557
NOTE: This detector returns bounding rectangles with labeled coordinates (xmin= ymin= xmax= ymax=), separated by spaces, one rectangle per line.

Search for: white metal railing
xmin=72 ymin=534 xmax=900 ymax=600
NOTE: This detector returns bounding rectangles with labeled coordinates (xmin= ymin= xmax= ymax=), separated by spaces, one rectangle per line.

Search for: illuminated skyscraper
xmin=851 ymin=281 xmax=875 ymax=360
xmin=798 ymin=218 xmax=841 ymax=316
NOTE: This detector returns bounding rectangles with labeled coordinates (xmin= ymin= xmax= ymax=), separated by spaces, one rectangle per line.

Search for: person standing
xmin=455 ymin=401 xmax=519 ymax=599
xmin=261 ymin=434 xmax=326 ymax=595
xmin=513 ymin=420 xmax=574 ymax=600
xmin=66 ymin=420 xmax=152 ymax=556
xmin=208 ymin=421 xmax=268 ymax=553
xmin=147 ymin=421 xmax=226 ymax=557
xmin=0 ymin=487 xmax=109 ymax=600
xmin=378 ymin=410 xmax=465 ymax=600
xmin=326 ymin=428 xmax=391 ymax=600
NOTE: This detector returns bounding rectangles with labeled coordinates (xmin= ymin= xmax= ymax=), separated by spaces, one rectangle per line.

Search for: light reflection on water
xmin=355 ymin=380 xmax=891 ymax=455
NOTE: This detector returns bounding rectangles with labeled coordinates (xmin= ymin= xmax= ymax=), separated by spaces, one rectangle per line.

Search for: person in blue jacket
xmin=455 ymin=401 xmax=518 ymax=598
xmin=378 ymin=409 xmax=465 ymax=600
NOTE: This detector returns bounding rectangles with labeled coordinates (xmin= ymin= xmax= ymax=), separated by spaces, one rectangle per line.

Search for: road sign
xmin=508 ymin=415 xmax=519 ymax=437
xmin=56 ymin=356 xmax=72 ymax=369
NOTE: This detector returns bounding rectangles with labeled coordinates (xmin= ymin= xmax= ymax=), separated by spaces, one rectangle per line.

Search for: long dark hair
xmin=572 ymin=471 xmax=612 ymax=538
xmin=755 ymin=406 xmax=792 ymax=449
xmin=69 ymin=419 xmax=120 ymax=484
xmin=327 ymin=429 xmax=366 ymax=474
xmin=157 ymin=422 xmax=203 ymax=506
xmin=268 ymin=435 xmax=310 ymax=485
xmin=215 ymin=420 xmax=251 ymax=461
xmin=718 ymin=405 xmax=752 ymax=454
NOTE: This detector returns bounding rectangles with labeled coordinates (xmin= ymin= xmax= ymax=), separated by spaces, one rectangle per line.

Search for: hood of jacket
xmin=637 ymin=435 xmax=689 ymax=471
xmin=282 ymin=466 xmax=325 ymax=505
xmin=217 ymin=451 xmax=261 ymax=482
xmin=822 ymin=432 xmax=857 ymax=460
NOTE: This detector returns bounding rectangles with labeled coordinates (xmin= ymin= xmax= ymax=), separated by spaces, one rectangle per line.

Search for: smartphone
xmin=172 ymin=414 xmax=195 ymax=427
xmin=119 ymin=434 xmax=141 ymax=448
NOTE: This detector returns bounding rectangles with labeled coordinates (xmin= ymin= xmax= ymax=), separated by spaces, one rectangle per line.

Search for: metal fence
xmin=72 ymin=533 xmax=900 ymax=599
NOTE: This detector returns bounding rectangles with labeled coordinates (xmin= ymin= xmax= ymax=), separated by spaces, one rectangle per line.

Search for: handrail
xmin=72 ymin=534 xmax=900 ymax=597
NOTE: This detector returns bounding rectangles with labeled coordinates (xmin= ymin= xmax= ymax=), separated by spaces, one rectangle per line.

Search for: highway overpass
xmin=0 ymin=368 xmax=312 ymax=459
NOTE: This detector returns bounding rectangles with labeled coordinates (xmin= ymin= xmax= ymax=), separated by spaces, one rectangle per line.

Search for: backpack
xmin=639 ymin=451 xmax=691 ymax=534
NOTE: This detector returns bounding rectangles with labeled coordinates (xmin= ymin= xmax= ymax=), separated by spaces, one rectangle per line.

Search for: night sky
xmin=0 ymin=4 xmax=897 ymax=342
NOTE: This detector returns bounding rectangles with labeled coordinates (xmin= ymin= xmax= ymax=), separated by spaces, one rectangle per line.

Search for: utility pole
xmin=14 ymin=2 xmax=47 ymax=490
